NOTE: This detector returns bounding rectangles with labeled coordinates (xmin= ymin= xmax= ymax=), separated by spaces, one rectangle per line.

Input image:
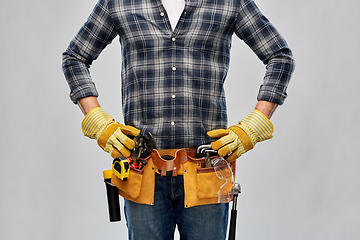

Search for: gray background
xmin=1 ymin=0 xmax=359 ymax=239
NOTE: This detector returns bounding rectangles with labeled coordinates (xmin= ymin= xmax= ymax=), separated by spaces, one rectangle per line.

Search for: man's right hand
xmin=81 ymin=107 xmax=140 ymax=158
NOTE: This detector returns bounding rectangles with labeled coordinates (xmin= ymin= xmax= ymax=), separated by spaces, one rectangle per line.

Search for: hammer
xmin=228 ymin=183 xmax=241 ymax=240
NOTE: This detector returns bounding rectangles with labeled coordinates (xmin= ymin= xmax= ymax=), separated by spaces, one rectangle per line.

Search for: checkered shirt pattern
xmin=62 ymin=0 xmax=295 ymax=149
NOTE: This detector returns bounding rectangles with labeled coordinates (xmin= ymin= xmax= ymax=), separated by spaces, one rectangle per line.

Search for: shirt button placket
xmin=170 ymin=28 xmax=177 ymax=128
xmin=171 ymin=65 xmax=176 ymax=126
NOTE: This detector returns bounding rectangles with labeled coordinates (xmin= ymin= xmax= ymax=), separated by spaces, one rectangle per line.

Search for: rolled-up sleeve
xmin=62 ymin=0 xmax=118 ymax=104
xmin=233 ymin=0 xmax=295 ymax=105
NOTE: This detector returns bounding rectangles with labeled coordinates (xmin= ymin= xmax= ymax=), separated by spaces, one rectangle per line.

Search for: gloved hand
xmin=207 ymin=109 xmax=273 ymax=162
xmin=81 ymin=107 xmax=140 ymax=158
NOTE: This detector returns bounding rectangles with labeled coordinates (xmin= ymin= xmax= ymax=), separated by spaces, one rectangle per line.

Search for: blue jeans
xmin=124 ymin=173 xmax=229 ymax=240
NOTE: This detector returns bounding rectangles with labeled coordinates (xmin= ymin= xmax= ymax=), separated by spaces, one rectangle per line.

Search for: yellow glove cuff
xmin=238 ymin=109 xmax=273 ymax=145
xmin=81 ymin=107 xmax=114 ymax=139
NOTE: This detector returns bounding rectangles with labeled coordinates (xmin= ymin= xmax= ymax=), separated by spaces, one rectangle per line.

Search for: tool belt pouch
xmin=111 ymin=157 xmax=155 ymax=206
xmin=183 ymin=155 xmax=236 ymax=208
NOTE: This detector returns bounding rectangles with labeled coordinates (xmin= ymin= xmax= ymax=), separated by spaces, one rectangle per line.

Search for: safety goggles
xmin=211 ymin=156 xmax=234 ymax=203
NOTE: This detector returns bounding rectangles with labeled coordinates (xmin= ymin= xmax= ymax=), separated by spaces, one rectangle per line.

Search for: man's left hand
xmin=207 ymin=109 xmax=274 ymax=162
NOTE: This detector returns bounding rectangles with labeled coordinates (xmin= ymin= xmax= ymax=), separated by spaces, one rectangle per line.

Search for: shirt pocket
xmin=185 ymin=9 xmax=232 ymax=53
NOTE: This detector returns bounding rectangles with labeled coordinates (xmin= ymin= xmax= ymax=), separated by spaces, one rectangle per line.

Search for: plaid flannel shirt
xmin=62 ymin=0 xmax=295 ymax=149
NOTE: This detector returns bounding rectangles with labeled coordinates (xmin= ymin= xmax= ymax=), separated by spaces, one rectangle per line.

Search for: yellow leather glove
xmin=207 ymin=109 xmax=273 ymax=162
xmin=81 ymin=107 xmax=140 ymax=158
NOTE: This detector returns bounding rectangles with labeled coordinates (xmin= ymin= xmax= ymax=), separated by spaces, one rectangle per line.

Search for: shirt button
xmin=171 ymin=94 xmax=176 ymax=99
xmin=160 ymin=12 xmax=165 ymax=17
xmin=172 ymin=37 xmax=176 ymax=42
xmin=171 ymin=121 xmax=175 ymax=125
xmin=172 ymin=67 xmax=176 ymax=71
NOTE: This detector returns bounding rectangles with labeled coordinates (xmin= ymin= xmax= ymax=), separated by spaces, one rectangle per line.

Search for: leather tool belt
xmin=151 ymin=148 xmax=197 ymax=177
xmin=110 ymin=148 xmax=236 ymax=208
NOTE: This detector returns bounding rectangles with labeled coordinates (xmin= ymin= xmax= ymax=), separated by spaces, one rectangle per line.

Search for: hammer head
xmin=232 ymin=183 xmax=241 ymax=196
